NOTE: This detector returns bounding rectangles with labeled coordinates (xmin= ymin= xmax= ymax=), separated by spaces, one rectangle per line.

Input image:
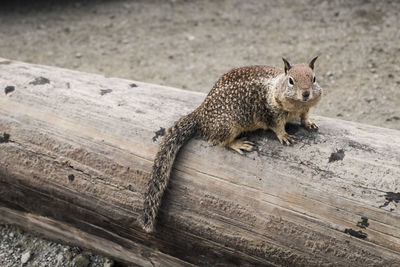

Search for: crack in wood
xmin=379 ymin=192 xmax=400 ymax=209
xmin=356 ymin=217 xmax=369 ymax=229
xmin=4 ymin=85 xmax=15 ymax=95
xmin=328 ymin=149 xmax=345 ymax=163
xmin=29 ymin=76 xmax=50 ymax=85
xmin=0 ymin=133 xmax=10 ymax=143
xmin=344 ymin=228 xmax=368 ymax=239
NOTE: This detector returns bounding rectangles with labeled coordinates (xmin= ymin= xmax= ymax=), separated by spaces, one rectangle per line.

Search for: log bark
xmin=0 ymin=58 xmax=399 ymax=266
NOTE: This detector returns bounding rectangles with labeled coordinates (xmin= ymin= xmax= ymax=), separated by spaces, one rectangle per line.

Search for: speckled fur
xmin=141 ymin=58 xmax=323 ymax=232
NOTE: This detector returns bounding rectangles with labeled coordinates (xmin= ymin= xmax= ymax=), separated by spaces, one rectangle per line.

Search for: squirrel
xmin=141 ymin=57 xmax=323 ymax=232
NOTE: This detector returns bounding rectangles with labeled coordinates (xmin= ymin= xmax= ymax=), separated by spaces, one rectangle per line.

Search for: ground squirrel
xmin=141 ymin=57 xmax=323 ymax=232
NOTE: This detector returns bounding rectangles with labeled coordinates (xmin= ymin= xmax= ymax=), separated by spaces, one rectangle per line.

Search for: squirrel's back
xmin=207 ymin=65 xmax=283 ymax=99
xmin=198 ymin=66 xmax=284 ymax=144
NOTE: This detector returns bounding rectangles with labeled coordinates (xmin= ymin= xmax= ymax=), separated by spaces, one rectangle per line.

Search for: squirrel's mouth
xmin=298 ymin=94 xmax=322 ymax=106
xmin=286 ymin=97 xmax=318 ymax=109
xmin=278 ymin=95 xmax=321 ymax=111
xmin=288 ymin=97 xmax=311 ymax=104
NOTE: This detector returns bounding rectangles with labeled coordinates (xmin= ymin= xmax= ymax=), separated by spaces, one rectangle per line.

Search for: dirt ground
xmin=0 ymin=0 xmax=399 ymax=266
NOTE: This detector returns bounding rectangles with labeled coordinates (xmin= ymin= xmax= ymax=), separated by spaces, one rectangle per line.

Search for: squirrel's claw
xmin=278 ymin=133 xmax=296 ymax=145
xmin=304 ymin=121 xmax=319 ymax=131
xmin=229 ymin=138 xmax=255 ymax=154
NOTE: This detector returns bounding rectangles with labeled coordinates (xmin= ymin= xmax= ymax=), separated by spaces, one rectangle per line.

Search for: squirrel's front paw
xmin=277 ymin=133 xmax=296 ymax=145
xmin=303 ymin=121 xmax=319 ymax=131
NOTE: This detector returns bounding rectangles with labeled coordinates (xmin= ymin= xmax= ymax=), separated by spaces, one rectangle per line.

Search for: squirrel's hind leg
xmin=228 ymin=138 xmax=255 ymax=154
xmin=219 ymin=128 xmax=255 ymax=154
xmin=207 ymin=124 xmax=255 ymax=154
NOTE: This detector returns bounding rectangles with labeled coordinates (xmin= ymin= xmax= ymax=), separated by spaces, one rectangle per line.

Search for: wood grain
xmin=0 ymin=58 xmax=399 ymax=266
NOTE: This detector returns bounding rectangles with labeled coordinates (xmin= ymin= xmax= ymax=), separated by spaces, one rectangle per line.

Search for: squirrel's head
xmin=276 ymin=57 xmax=323 ymax=111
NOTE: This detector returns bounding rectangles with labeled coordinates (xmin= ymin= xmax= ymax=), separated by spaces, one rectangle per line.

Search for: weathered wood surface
xmin=0 ymin=58 xmax=399 ymax=266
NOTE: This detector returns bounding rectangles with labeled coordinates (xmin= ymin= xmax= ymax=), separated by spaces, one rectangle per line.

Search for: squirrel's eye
xmin=313 ymin=76 xmax=316 ymax=83
xmin=288 ymin=77 xmax=294 ymax=86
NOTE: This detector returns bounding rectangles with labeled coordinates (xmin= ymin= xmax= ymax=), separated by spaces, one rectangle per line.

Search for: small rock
xmin=326 ymin=71 xmax=334 ymax=77
xmin=75 ymin=52 xmax=82 ymax=59
xmin=56 ymin=253 xmax=64 ymax=264
xmin=64 ymin=249 xmax=73 ymax=261
xmin=73 ymin=254 xmax=90 ymax=267
xmin=9 ymin=232 xmax=14 ymax=238
xmin=187 ymin=35 xmax=195 ymax=41
xmin=21 ymin=250 xmax=32 ymax=265
xmin=72 ymin=246 xmax=82 ymax=254
xmin=104 ymin=258 xmax=114 ymax=267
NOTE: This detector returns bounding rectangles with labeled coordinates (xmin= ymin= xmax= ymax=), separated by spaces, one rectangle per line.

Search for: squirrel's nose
xmin=302 ymin=91 xmax=310 ymax=99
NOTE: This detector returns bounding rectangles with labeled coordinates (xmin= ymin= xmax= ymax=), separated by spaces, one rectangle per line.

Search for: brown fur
xmin=141 ymin=58 xmax=323 ymax=232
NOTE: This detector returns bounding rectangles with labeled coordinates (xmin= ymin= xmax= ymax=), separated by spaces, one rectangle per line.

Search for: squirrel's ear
xmin=309 ymin=56 xmax=318 ymax=70
xmin=282 ymin=58 xmax=291 ymax=74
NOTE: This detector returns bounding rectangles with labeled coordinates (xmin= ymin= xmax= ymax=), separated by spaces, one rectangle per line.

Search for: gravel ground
xmin=0 ymin=0 xmax=399 ymax=266
xmin=0 ymin=224 xmax=114 ymax=267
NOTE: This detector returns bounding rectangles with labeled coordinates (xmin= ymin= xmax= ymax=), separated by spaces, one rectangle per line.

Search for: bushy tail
xmin=141 ymin=111 xmax=199 ymax=232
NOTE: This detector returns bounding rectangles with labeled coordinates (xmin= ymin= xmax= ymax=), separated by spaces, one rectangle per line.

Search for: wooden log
xmin=0 ymin=58 xmax=399 ymax=266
